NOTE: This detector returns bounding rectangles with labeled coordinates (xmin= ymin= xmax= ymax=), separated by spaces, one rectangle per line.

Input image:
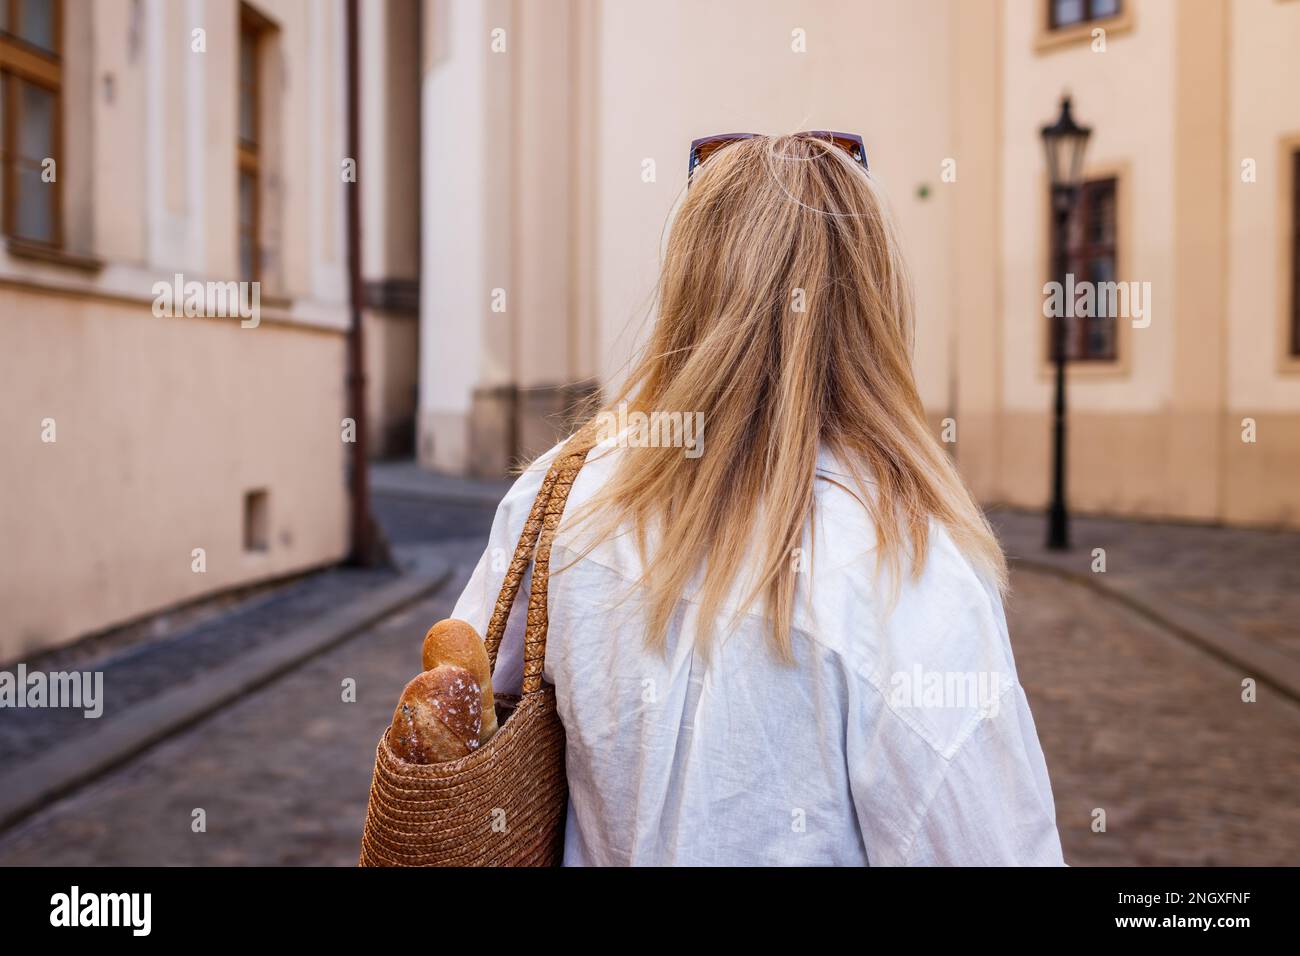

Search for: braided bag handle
xmin=483 ymin=426 xmax=599 ymax=694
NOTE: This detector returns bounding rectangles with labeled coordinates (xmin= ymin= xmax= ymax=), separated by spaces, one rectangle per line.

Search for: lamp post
xmin=1040 ymin=95 xmax=1091 ymax=551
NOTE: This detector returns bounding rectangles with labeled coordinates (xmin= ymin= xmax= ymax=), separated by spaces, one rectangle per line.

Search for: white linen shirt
xmin=451 ymin=436 xmax=1065 ymax=866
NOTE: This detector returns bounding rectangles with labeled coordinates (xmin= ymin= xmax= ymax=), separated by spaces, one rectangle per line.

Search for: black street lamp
xmin=1040 ymin=95 xmax=1091 ymax=551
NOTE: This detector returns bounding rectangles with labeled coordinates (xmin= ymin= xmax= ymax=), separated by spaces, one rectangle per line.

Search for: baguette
xmin=421 ymin=619 xmax=498 ymax=742
xmin=387 ymin=618 xmax=502 ymax=765
xmin=389 ymin=665 xmax=483 ymax=764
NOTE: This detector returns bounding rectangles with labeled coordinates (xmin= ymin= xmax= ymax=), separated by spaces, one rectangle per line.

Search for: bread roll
xmin=421 ymin=619 xmax=497 ymax=742
xmin=389 ymin=665 xmax=483 ymax=764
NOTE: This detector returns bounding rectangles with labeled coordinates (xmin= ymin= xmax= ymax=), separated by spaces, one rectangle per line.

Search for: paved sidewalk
xmin=0 ymin=463 xmax=492 ymax=829
xmin=0 ymin=462 xmax=503 ymax=774
xmin=990 ymin=508 xmax=1300 ymax=699
xmin=370 ymin=460 xmax=508 ymax=547
xmin=370 ymin=460 xmax=511 ymax=505
xmin=0 ymin=565 xmax=398 ymax=768
xmin=0 ymin=542 xmax=482 ymax=866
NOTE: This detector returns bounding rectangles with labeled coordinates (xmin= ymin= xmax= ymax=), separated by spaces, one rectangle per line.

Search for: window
xmin=1049 ymin=0 xmax=1121 ymax=30
xmin=238 ymin=9 xmax=261 ymax=281
xmin=1292 ymin=150 xmax=1300 ymax=357
xmin=243 ymin=489 xmax=269 ymax=552
xmin=0 ymin=0 xmax=61 ymax=246
xmin=1049 ymin=177 xmax=1118 ymax=362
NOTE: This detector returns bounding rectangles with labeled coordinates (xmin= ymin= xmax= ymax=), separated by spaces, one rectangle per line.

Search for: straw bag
xmin=358 ymin=430 xmax=596 ymax=866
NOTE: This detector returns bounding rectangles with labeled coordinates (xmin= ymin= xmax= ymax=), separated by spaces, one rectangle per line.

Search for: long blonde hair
xmin=566 ymin=134 xmax=1006 ymax=660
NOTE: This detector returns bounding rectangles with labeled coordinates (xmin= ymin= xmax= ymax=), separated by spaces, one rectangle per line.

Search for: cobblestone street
xmin=991 ymin=508 xmax=1300 ymax=666
xmin=1006 ymin=568 xmax=1300 ymax=866
xmin=0 ymin=541 xmax=482 ymax=866
xmin=0 ymin=565 xmax=399 ymax=768
xmin=0 ymin=480 xmax=1296 ymax=865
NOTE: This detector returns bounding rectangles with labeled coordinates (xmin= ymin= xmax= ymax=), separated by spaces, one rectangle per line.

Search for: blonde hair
xmin=565 ymin=134 xmax=1006 ymax=660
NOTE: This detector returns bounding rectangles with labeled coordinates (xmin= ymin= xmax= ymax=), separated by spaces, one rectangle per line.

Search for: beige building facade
xmin=418 ymin=0 xmax=1300 ymax=528
xmin=5 ymin=0 xmax=1299 ymax=658
xmin=0 ymin=0 xmax=376 ymax=658
xmin=987 ymin=0 xmax=1300 ymax=526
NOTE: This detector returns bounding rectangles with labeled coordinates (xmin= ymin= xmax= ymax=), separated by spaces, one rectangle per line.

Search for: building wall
xmin=361 ymin=0 xmax=421 ymax=458
xmin=414 ymin=0 xmax=1300 ymax=527
xmin=590 ymin=0 xmax=958 ymax=405
xmin=996 ymin=0 xmax=1183 ymax=517
xmin=364 ymin=306 xmax=419 ymax=458
xmin=0 ymin=294 xmax=349 ymax=659
xmin=992 ymin=0 xmax=1300 ymax=527
xmin=1222 ymin=0 xmax=1300 ymax=525
xmin=418 ymin=0 xmax=963 ymax=473
xmin=950 ymin=0 xmax=1004 ymax=502
xmin=419 ymin=0 xmax=504 ymax=473
xmin=0 ymin=0 xmax=353 ymax=658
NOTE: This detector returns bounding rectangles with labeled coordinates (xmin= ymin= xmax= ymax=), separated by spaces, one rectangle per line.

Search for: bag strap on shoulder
xmin=484 ymin=424 xmax=600 ymax=694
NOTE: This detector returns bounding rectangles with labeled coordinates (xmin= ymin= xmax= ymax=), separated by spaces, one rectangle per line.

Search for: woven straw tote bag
xmin=359 ymin=429 xmax=597 ymax=866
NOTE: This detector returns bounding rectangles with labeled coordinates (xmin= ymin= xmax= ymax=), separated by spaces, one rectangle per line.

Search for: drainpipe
xmin=344 ymin=0 xmax=375 ymax=566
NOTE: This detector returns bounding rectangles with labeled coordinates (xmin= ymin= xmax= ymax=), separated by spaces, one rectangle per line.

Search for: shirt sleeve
xmin=843 ymin=530 xmax=1066 ymax=867
xmin=900 ymin=683 xmax=1065 ymax=866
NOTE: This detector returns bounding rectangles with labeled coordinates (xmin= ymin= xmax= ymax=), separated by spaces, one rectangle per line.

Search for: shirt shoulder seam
xmin=896 ymin=680 xmax=1022 ymax=865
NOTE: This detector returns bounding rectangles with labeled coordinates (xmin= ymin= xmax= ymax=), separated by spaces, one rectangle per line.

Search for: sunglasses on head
xmin=687 ymin=131 xmax=869 ymax=184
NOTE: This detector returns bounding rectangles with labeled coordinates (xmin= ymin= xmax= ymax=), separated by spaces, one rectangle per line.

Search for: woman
xmin=452 ymin=133 xmax=1064 ymax=866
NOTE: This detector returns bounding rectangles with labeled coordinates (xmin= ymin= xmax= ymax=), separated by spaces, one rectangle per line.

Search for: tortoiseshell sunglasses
xmin=687 ymin=131 xmax=869 ymax=183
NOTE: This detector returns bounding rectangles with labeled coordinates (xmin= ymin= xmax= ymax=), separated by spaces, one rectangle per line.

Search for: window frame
xmin=0 ymin=0 xmax=63 ymax=248
xmin=238 ymin=6 xmax=263 ymax=284
xmin=1036 ymin=0 xmax=1132 ymax=53
xmin=1291 ymin=149 xmax=1300 ymax=358
xmin=1048 ymin=0 xmax=1122 ymax=31
xmin=1046 ymin=175 xmax=1121 ymax=364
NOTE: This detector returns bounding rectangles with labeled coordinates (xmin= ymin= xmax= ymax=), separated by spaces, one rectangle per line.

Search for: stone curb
xmin=369 ymin=466 xmax=511 ymax=507
xmin=1011 ymin=558 xmax=1300 ymax=704
xmin=0 ymin=564 xmax=452 ymax=832
xmin=372 ymin=483 xmax=509 ymax=506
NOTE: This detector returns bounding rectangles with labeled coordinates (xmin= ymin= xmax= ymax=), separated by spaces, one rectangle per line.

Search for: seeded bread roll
xmin=389 ymin=665 xmax=483 ymax=764
xmin=421 ymin=619 xmax=497 ymax=742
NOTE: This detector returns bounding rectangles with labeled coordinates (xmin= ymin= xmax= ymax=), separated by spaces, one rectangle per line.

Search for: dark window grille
xmin=0 ymin=0 xmax=62 ymax=247
xmin=1050 ymin=0 xmax=1121 ymax=30
xmin=1049 ymin=177 xmax=1119 ymax=362
xmin=238 ymin=7 xmax=262 ymax=282
xmin=1292 ymin=150 xmax=1300 ymax=357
